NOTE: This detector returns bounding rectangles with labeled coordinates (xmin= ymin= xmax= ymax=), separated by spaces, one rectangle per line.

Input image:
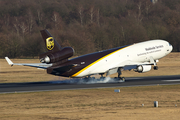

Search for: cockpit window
xmin=169 ymin=43 xmax=172 ymax=46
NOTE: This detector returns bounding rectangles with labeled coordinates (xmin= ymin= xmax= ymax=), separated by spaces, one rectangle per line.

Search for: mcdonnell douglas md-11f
xmin=5 ymin=29 xmax=173 ymax=81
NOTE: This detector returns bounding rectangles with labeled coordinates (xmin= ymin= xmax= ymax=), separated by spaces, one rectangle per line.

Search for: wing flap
xmin=123 ymin=65 xmax=137 ymax=70
xmin=47 ymin=64 xmax=75 ymax=75
xmin=106 ymin=68 xmax=118 ymax=76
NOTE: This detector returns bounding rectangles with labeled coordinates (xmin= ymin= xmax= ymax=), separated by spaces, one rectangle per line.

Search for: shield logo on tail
xmin=46 ymin=37 xmax=54 ymax=50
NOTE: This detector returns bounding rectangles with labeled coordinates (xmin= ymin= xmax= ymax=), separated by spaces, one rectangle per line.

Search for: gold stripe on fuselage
xmin=71 ymin=45 xmax=131 ymax=77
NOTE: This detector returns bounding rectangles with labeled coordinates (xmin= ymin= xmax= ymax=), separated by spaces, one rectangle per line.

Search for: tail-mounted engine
xmin=134 ymin=65 xmax=152 ymax=73
xmin=40 ymin=47 xmax=74 ymax=64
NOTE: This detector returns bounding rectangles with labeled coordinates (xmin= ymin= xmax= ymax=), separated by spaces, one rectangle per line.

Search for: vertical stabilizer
xmin=40 ymin=29 xmax=62 ymax=52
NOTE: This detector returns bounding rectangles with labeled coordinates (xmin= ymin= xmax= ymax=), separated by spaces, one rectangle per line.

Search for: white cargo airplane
xmin=5 ymin=30 xmax=173 ymax=81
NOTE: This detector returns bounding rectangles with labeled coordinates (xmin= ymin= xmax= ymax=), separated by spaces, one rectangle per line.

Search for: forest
xmin=0 ymin=0 xmax=180 ymax=58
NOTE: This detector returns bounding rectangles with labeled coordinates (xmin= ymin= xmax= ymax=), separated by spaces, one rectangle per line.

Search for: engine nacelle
xmin=40 ymin=47 xmax=74 ymax=63
xmin=134 ymin=65 xmax=152 ymax=73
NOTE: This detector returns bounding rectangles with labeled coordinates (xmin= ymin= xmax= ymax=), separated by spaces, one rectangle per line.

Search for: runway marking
xmin=163 ymin=79 xmax=180 ymax=82
xmin=1 ymin=75 xmax=180 ymax=94
xmin=127 ymin=77 xmax=144 ymax=80
xmin=1 ymin=83 xmax=180 ymax=94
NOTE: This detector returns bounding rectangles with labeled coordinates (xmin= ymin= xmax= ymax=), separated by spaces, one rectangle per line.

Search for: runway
xmin=0 ymin=75 xmax=180 ymax=94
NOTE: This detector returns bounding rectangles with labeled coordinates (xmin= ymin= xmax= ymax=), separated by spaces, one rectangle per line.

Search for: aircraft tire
xmin=154 ymin=66 xmax=158 ymax=70
xmin=100 ymin=77 xmax=105 ymax=80
xmin=121 ymin=77 xmax=125 ymax=82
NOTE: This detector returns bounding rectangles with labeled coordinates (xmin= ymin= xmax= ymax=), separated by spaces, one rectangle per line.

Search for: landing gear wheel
xmin=119 ymin=77 xmax=125 ymax=82
xmin=153 ymin=66 xmax=158 ymax=70
xmin=83 ymin=77 xmax=89 ymax=82
xmin=83 ymin=76 xmax=95 ymax=82
xmin=100 ymin=77 xmax=105 ymax=80
xmin=121 ymin=77 xmax=125 ymax=82
xmin=114 ymin=77 xmax=125 ymax=82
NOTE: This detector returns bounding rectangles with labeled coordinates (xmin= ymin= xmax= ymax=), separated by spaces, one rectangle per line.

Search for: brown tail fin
xmin=39 ymin=30 xmax=74 ymax=64
xmin=40 ymin=29 xmax=62 ymax=52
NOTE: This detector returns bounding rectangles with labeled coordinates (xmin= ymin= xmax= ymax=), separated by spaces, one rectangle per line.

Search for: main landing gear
xmin=99 ymin=72 xmax=125 ymax=82
xmin=113 ymin=67 xmax=125 ymax=82
xmin=83 ymin=75 xmax=95 ymax=81
xmin=99 ymin=73 xmax=105 ymax=79
xmin=83 ymin=68 xmax=126 ymax=83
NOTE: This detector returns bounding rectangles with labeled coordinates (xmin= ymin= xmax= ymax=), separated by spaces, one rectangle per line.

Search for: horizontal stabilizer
xmin=5 ymin=57 xmax=52 ymax=69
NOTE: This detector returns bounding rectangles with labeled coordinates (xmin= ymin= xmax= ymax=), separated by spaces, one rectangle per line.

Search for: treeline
xmin=0 ymin=0 xmax=180 ymax=58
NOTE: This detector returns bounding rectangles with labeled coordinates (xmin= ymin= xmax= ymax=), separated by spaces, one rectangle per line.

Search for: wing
xmin=123 ymin=56 xmax=157 ymax=70
xmin=5 ymin=57 xmax=52 ymax=69
xmin=106 ymin=56 xmax=158 ymax=75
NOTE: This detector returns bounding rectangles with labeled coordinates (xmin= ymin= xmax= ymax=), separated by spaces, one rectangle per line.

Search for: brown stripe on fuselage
xmin=48 ymin=44 xmax=131 ymax=77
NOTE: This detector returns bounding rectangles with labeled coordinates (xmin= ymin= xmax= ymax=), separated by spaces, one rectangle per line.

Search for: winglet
xmin=5 ymin=57 xmax=14 ymax=66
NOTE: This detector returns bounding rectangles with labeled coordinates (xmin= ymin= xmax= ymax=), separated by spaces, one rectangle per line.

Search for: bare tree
xmin=78 ymin=6 xmax=84 ymax=26
xmin=37 ymin=9 xmax=42 ymax=25
xmin=89 ymin=6 xmax=95 ymax=24
xmin=0 ymin=20 xmax=3 ymax=32
xmin=51 ymin=11 xmax=61 ymax=29
xmin=137 ymin=2 xmax=143 ymax=22
xmin=136 ymin=1 xmax=143 ymax=24
xmin=121 ymin=26 xmax=125 ymax=44
xmin=26 ymin=10 xmax=34 ymax=34
xmin=96 ymin=8 xmax=100 ymax=26
xmin=145 ymin=1 xmax=152 ymax=17
xmin=13 ymin=17 xmax=20 ymax=36
xmin=4 ymin=14 xmax=10 ymax=27
xmin=20 ymin=22 xmax=28 ymax=38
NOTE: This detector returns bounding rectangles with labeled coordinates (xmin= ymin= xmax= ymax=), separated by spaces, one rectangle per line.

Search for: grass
xmin=0 ymin=52 xmax=180 ymax=119
xmin=0 ymin=85 xmax=180 ymax=119
xmin=0 ymin=59 xmax=64 ymax=83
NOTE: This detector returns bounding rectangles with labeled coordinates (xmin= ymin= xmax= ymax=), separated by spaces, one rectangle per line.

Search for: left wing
xmin=5 ymin=57 xmax=52 ymax=69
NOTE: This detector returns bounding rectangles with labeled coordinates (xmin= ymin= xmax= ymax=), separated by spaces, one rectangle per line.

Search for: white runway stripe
xmin=163 ymin=79 xmax=180 ymax=82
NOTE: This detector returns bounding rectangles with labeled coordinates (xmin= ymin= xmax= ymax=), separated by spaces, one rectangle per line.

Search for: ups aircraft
xmin=5 ymin=29 xmax=173 ymax=81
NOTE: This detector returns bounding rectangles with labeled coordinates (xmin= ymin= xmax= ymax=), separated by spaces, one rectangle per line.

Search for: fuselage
xmin=49 ymin=40 xmax=173 ymax=77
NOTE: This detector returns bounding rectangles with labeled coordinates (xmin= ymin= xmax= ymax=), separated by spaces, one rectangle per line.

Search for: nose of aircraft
xmin=168 ymin=42 xmax=173 ymax=53
xmin=170 ymin=44 xmax=173 ymax=52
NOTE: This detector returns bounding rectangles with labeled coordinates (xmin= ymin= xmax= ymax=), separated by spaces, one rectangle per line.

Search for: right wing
xmin=5 ymin=57 xmax=52 ymax=69
xmin=106 ymin=57 xmax=158 ymax=76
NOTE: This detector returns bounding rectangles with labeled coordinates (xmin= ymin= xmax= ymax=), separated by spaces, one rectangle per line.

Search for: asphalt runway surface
xmin=1 ymin=75 xmax=180 ymax=94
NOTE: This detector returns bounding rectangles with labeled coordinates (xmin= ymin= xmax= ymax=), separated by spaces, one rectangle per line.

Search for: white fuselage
xmin=75 ymin=40 xmax=173 ymax=77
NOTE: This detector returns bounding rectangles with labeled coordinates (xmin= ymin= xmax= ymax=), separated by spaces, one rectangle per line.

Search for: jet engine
xmin=40 ymin=47 xmax=74 ymax=63
xmin=134 ymin=65 xmax=152 ymax=73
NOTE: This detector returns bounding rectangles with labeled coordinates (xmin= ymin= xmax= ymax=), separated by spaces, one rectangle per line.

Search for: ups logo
xmin=46 ymin=37 xmax=54 ymax=50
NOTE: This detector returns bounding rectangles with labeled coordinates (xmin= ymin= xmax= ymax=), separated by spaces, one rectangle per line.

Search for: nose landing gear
xmin=153 ymin=66 xmax=158 ymax=70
